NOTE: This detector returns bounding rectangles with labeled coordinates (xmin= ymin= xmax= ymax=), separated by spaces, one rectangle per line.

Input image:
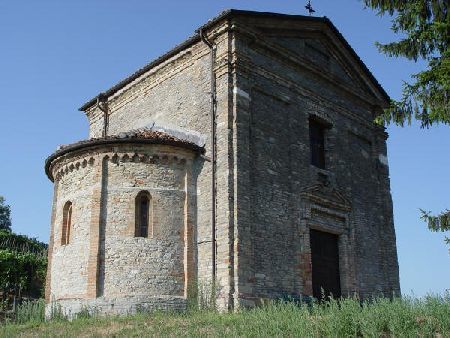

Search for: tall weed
xmin=14 ymin=299 xmax=45 ymax=324
xmin=1 ymin=294 xmax=449 ymax=337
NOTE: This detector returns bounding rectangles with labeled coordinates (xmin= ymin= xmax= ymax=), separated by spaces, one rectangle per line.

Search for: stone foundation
xmin=45 ymin=295 xmax=187 ymax=319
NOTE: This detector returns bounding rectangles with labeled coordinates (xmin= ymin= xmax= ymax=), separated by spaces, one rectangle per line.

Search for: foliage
xmin=364 ymin=1 xmax=450 ymax=249
xmin=0 ymin=230 xmax=48 ymax=255
xmin=363 ymin=0 xmax=449 ymax=128
xmin=1 ymin=295 xmax=449 ymax=336
xmin=421 ymin=209 xmax=450 ymax=246
xmin=0 ymin=196 xmax=12 ymax=232
xmin=0 ymin=230 xmax=47 ymax=312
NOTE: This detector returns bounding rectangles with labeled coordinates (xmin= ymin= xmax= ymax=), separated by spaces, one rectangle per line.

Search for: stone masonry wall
xmin=85 ymin=43 xmax=214 ymax=276
xmin=46 ymin=143 xmax=197 ymax=316
xmin=67 ymin=14 xmax=401 ymax=312
xmin=48 ymin=156 xmax=97 ymax=301
xmin=100 ymin=145 xmax=192 ymax=299
xmin=84 ymin=23 xmax=237 ymax=309
xmin=232 ymin=17 xmax=400 ymax=305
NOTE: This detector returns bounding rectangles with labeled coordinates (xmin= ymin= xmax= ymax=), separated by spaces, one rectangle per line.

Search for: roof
xmin=79 ymin=9 xmax=390 ymax=111
xmin=45 ymin=129 xmax=204 ymax=181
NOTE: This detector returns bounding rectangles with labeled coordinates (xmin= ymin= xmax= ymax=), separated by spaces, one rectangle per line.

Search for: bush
xmin=0 ymin=230 xmax=47 ymax=320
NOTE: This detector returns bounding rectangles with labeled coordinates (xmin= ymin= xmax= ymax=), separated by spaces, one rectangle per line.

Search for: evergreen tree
xmin=420 ymin=209 xmax=450 ymax=249
xmin=0 ymin=196 xmax=12 ymax=232
xmin=364 ymin=1 xmax=449 ymax=249
xmin=363 ymin=0 xmax=449 ymax=127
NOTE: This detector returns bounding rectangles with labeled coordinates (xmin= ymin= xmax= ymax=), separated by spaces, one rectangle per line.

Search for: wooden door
xmin=310 ymin=229 xmax=341 ymax=299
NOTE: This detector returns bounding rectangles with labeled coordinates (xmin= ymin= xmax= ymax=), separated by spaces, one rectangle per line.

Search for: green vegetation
xmin=363 ymin=0 xmax=449 ymax=128
xmin=0 ymin=196 xmax=12 ymax=232
xmin=363 ymin=1 xmax=450 ymax=249
xmin=0 ymin=229 xmax=47 ymax=321
xmin=13 ymin=299 xmax=46 ymax=325
xmin=0 ymin=195 xmax=48 ymax=320
xmin=1 ymin=295 xmax=449 ymax=337
xmin=421 ymin=208 xmax=450 ymax=248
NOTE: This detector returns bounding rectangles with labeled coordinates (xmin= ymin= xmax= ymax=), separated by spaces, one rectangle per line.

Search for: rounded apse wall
xmin=45 ymin=141 xmax=199 ymax=317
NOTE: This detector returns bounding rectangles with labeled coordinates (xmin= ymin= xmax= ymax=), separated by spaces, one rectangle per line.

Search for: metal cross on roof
xmin=305 ymin=1 xmax=316 ymax=15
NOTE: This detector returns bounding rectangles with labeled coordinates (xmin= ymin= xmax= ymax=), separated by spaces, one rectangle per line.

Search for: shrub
xmin=0 ymin=230 xmax=47 ymax=312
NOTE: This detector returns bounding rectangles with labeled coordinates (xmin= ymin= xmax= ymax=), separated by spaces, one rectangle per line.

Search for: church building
xmin=44 ymin=10 xmax=400 ymax=316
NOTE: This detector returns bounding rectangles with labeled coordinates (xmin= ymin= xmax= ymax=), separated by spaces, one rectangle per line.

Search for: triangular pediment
xmin=235 ymin=15 xmax=390 ymax=107
xmin=267 ymin=35 xmax=356 ymax=84
xmin=301 ymin=183 xmax=351 ymax=211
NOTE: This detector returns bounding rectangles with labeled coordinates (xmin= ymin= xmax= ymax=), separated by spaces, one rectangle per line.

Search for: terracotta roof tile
xmin=56 ymin=129 xmax=199 ymax=151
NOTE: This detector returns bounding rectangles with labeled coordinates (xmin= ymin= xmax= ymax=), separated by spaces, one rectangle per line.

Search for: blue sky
xmin=0 ymin=0 xmax=448 ymax=296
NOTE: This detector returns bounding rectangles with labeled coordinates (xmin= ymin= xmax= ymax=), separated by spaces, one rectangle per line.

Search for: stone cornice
xmin=46 ymin=142 xmax=197 ymax=182
xmin=51 ymin=151 xmax=191 ymax=183
xmin=300 ymin=183 xmax=351 ymax=212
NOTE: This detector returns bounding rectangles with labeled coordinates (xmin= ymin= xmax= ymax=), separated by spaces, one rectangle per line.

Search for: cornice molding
xmin=52 ymin=151 xmax=190 ymax=183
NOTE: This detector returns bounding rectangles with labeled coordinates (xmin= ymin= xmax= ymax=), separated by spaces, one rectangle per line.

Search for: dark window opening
xmin=309 ymin=118 xmax=326 ymax=169
xmin=135 ymin=192 xmax=151 ymax=238
xmin=61 ymin=201 xmax=72 ymax=245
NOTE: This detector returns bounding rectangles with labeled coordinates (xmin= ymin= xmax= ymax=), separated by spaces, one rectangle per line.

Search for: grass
xmin=1 ymin=295 xmax=449 ymax=337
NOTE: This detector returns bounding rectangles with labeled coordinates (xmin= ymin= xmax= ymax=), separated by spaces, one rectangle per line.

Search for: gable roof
xmin=79 ymin=9 xmax=390 ymax=112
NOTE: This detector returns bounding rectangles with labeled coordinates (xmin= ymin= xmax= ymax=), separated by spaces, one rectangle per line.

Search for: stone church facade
xmin=45 ymin=10 xmax=400 ymax=316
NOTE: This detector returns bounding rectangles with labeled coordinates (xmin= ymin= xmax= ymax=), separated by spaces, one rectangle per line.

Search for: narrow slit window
xmin=309 ymin=118 xmax=326 ymax=169
xmin=135 ymin=192 xmax=151 ymax=238
xmin=61 ymin=201 xmax=72 ymax=245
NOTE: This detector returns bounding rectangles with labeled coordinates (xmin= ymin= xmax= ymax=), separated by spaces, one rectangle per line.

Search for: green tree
xmin=363 ymin=0 xmax=449 ymax=127
xmin=363 ymin=0 xmax=449 ymax=248
xmin=420 ymin=209 xmax=450 ymax=248
xmin=0 ymin=196 xmax=12 ymax=232
xmin=0 ymin=230 xmax=48 ymax=306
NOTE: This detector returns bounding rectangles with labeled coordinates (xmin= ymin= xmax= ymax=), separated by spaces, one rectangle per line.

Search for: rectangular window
xmin=309 ymin=118 xmax=326 ymax=169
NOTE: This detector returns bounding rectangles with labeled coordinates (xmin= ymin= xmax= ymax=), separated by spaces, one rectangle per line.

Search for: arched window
xmin=135 ymin=191 xmax=152 ymax=238
xmin=61 ymin=201 xmax=72 ymax=245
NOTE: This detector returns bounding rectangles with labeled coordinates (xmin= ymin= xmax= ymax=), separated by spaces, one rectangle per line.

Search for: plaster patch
xmin=378 ymin=154 xmax=389 ymax=166
xmin=233 ymin=87 xmax=251 ymax=100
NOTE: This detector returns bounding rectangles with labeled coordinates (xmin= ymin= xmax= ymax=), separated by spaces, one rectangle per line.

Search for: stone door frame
xmin=299 ymin=184 xmax=356 ymax=298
